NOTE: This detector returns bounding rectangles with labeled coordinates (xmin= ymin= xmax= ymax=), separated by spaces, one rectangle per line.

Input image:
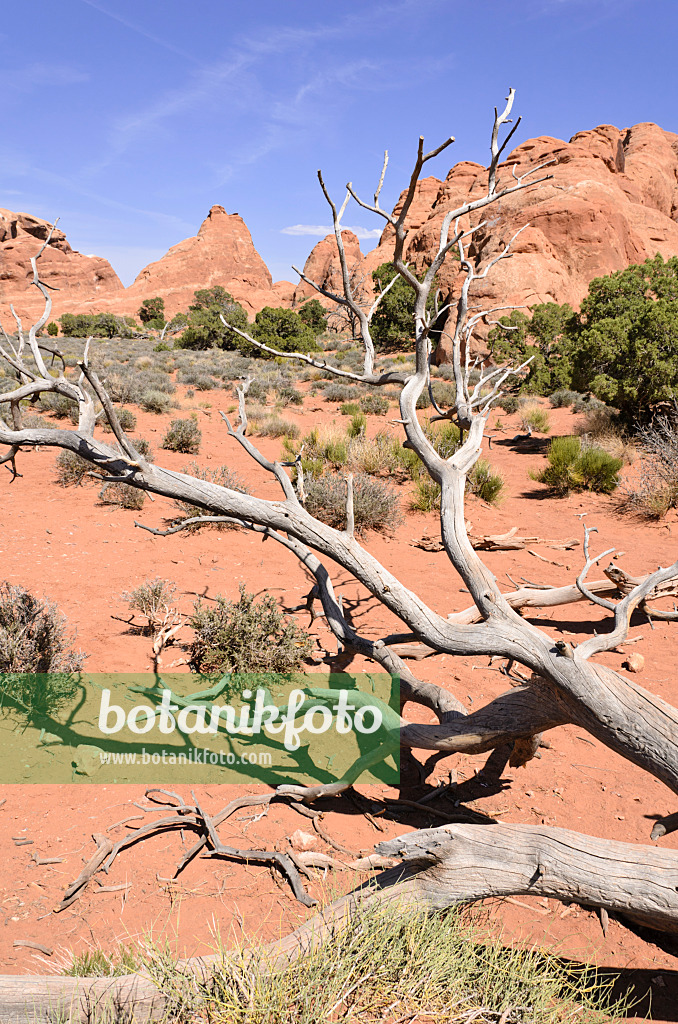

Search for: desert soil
xmin=1 ymin=387 xmax=677 ymax=1020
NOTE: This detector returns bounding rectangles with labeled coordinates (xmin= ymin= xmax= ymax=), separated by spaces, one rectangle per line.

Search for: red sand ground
xmin=1 ymin=391 xmax=677 ymax=1019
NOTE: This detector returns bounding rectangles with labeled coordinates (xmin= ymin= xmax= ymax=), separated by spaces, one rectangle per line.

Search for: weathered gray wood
xmin=375 ymin=823 xmax=678 ymax=933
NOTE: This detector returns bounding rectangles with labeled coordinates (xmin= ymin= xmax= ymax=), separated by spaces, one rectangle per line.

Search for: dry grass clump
xmin=520 ymin=403 xmax=551 ymax=434
xmin=206 ymin=903 xmax=625 ymax=1024
xmin=256 ymin=416 xmax=300 ymax=439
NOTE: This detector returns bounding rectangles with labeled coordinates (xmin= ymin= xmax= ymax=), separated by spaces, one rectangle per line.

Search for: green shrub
xmin=138 ymin=297 xmax=165 ymax=327
xmin=297 ymin=298 xmax=328 ymax=335
xmin=340 ymin=402 xmax=361 ymax=416
xmin=274 ymin=382 xmax=303 ymax=405
xmin=520 ymin=405 xmax=551 ymax=434
xmin=101 ymin=407 xmax=136 ymax=433
xmin=46 ymin=321 xmax=59 ymax=337
xmin=0 ymin=582 xmax=83 ymax=717
xmin=359 ymin=393 xmax=390 ymax=415
xmin=40 ymin=392 xmax=78 ymax=420
xmin=497 ymin=394 xmax=522 ymax=414
xmin=177 ymin=287 xmax=249 ymax=351
xmin=98 ymin=482 xmax=146 ymax=510
xmin=55 ymin=450 xmax=92 ymax=487
xmin=141 ymin=390 xmax=172 ymax=414
xmin=162 ymin=418 xmax=202 ymax=454
xmin=410 ymin=459 xmax=503 ymax=510
xmin=129 ymin=437 xmax=153 ymax=461
xmin=533 ymin=436 xmax=622 ymax=496
xmin=410 ymin=477 xmax=441 ymax=512
xmin=252 ymin=306 xmax=319 ymax=356
xmin=467 ymin=459 xmax=504 ymax=504
xmin=178 ymin=370 xmax=216 ymax=391
xmin=347 ymin=412 xmax=367 ymax=438
xmin=189 ymin=585 xmax=313 ymax=675
xmin=304 ymin=473 xmax=402 ymax=534
xmin=323 ymin=383 xmax=357 ymax=403
xmin=548 ymin=389 xmax=581 ymax=408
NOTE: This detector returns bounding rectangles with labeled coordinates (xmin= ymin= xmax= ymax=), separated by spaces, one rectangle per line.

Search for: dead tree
xmin=2 ymin=90 xmax=678 ymax=1021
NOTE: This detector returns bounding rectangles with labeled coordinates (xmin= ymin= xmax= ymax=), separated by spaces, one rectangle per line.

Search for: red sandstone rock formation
xmin=0 ymin=209 xmax=123 ymax=324
xmin=2 ymin=121 xmax=677 ymax=340
xmin=122 ymin=205 xmax=283 ymax=318
xmin=357 ymin=122 xmax=678 ymax=359
xmin=293 ymin=230 xmax=365 ymax=308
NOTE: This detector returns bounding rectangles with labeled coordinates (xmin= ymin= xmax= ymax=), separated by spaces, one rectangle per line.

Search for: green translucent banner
xmin=0 ymin=672 xmax=400 ymax=785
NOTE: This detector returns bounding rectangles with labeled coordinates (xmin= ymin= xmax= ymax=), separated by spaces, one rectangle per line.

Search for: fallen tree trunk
xmin=3 ymin=822 xmax=678 ymax=1022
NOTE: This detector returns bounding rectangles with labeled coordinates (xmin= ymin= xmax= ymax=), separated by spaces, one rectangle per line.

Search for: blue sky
xmin=1 ymin=0 xmax=676 ymax=286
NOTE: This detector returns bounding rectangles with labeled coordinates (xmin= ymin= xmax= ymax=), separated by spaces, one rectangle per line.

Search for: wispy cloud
xmin=0 ymin=63 xmax=88 ymax=94
xmin=282 ymin=224 xmax=382 ymax=240
xmin=78 ymin=0 xmax=197 ymax=62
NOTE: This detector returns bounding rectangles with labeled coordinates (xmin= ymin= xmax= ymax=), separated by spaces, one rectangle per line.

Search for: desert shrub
xmin=141 ymin=390 xmax=171 ymax=414
xmin=123 ymin=577 xmax=177 ymax=632
xmin=257 ymin=417 xmax=299 ymax=439
xmin=520 ymin=404 xmax=551 ymax=434
xmin=359 ymin=393 xmax=390 ymax=415
xmin=189 ymin=586 xmax=313 ymax=675
xmin=411 ymin=459 xmax=503 ymax=510
xmin=548 ymin=389 xmax=581 ymax=408
xmin=304 ymin=473 xmax=402 ymax=534
xmin=340 ymin=402 xmax=361 ymax=416
xmin=322 ymin=382 xmax=358 ymax=403
xmin=347 ymin=432 xmax=399 ymax=476
xmin=246 ymin=379 xmax=269 ymax=403
xmin=252 ymin=307 xmax=319 ymax=356
xmin=46 ymin=321 xmax=59 ymax=337
xmin=576 ymin=404 xmax=616 ymax=437
xmin=162 ymin=418 xmax=202 ymax=454
xmin=410 ymin=477 xmax=441 ymax=512
xmin=347 ymin=412 xmax=367 ymax=438
xmin=98 ymin=482 xmax=146 ymax=510
xmin=20 ymin=413 xmax=57 ymax=429
xmin=55 ymin=450 xmax=93 ymax=486
xmin=101 ymin=407 xmax=136 ymax=432
xmin=178 ymin=370 xmax=216 ymax=391
xmin=177 ymin=287 xmax=249 ymax=351
xmin=297 ymin=298 xmax=327 ymax=335
xmin=123 ymin=437 xmax=152 ymax=461
xmin=533 ymin=436 xmax=622 ymax=496
xmin=467 ymin=460 xmax=505 ymax=504
xmin=370 ymin=262 xmax=445 ymax=350
xmin=40 ymin=392 xmax=78 ymax=420
xmin=427 ymin=421 xmax=461 ymax=459
xmin=138 ymin=297 xmax=165 ymax=329
xmin=0 ymin=582 xmax=83 ymax=717
xmin=274 ymin=382 xmax=303 ymax=405
xmin=173 ymin=462 xmax=247 ymax=525
xmin=497 ymin=394 xmax=522 ymax=414
xmin=615 ymin=416 xmax=678 ymax=519
xmin=282 ymin=426 xmax=350 ymax=478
